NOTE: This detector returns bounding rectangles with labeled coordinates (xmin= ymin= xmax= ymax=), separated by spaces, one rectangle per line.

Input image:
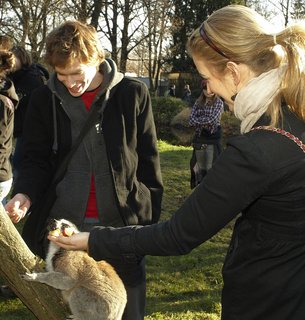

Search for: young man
xmin=5 ymin=20 xmax=163 ymax=320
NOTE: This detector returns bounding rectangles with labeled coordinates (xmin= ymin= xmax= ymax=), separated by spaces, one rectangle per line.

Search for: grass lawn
xmin=0 ymin=140 xmax=232 ymax=319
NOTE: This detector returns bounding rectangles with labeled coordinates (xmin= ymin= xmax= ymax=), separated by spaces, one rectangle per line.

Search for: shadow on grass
xmin=146 ymin=287 xmax=221 ymax=315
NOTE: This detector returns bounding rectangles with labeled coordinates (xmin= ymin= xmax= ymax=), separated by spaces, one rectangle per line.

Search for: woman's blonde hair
xmin=44 ymin=20 xmax=105 ymax=68
xmin=187 ymin=4 xmax=305 ymax=126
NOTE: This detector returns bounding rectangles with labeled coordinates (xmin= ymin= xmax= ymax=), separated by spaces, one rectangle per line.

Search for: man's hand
xmin=5 ymin=193 xmax=31 ymax=223
xmin=48 ymin=232 xmax=90 ymax=251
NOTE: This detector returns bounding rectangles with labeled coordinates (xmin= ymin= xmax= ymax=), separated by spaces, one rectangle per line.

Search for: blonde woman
xmin=49 ymin=6 xmax=305 ymax=319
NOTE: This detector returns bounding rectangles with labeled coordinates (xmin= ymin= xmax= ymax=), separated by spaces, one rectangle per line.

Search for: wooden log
xmin=0 ymin=204 xmax=70 ymax=319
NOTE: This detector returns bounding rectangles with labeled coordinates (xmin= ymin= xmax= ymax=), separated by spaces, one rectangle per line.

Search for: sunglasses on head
xmin=199 ymin=24 xmax=230 ymax=60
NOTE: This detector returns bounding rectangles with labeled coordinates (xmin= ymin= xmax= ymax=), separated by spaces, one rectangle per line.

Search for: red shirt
xmin=81 ymin=88 xmax=99 ymax=219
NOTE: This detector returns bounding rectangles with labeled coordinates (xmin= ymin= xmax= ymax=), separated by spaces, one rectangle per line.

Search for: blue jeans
xmin=195 ymin=144 xmax=215 ymax=172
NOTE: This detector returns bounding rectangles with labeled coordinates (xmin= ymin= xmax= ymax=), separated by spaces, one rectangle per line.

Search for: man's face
xmin=55 ymin=60 xmax=98 ymax=97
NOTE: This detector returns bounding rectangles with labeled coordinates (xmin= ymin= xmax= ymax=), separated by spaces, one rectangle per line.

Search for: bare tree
xmin=60 ymin=0 xmax=104 ymax=25
xmin=269 ymin=0 xmax=292 ymax=26
xmin=99 ymin=0 xmax=149 ymax=73
xmin=98 ymin=0 xmax=120 ymax=64
xmin=139 ymin=0 xmax=173 ymax=94
xmin=90 ymin=0 xmax=104 ymax=28
xmin=291 ymin=0 xmax=305 ymax=19
xmin=246 ymin=0 xmax=276 ymax=21
xmin=0 ymin=0 xmax=104 ymax=61
xmin=0 ymin=204 xmax=70 ymax=319
xmin=0 ymin=0 xmax=65 ymax=62
xmin=0 ymin=0 xmax=168 ymax=77
xmin=119 ymin=0 xmax=149 ymax=72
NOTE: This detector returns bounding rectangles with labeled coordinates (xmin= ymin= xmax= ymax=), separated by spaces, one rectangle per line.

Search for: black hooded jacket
xmin=9 ymin=64 xmax=47 ymax=137
xmin=87 ymin=107 xmax=305 ymax=320
xmin=13 ymin=59 xmax=163 ymax=237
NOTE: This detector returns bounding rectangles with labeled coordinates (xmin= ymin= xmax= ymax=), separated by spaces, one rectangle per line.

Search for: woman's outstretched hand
xmin=48 ymin=232 xmax=90 ymax=251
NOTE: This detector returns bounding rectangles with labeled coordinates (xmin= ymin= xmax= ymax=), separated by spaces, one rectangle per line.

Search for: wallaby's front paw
xmin=21 ymin=273 xmax=38 ymax=281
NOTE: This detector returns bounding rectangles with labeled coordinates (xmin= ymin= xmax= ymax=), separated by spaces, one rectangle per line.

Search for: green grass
xmin=0 ymin=140 xmax=232 ymax=319
xmin=145 ymin=140 xmax=232 ymax=319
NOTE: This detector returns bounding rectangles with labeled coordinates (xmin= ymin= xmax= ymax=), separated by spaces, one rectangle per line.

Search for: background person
xmin=9 ymin=46 xmax=49 ymax=179
xmin=0 ymin=48 xmax=18 ymax=202
xmin=47 ymin=5 xmax=305 ymax=320
xmin=189 ymin=79 xmax=224 ymax=188
xmin=5 ymin=20 xmax=163 ymax=320
xmin=182 ymin=83 xmax=191 ymax=104
xmin=0 ymin=37 xmax=19 ymax=299
xmin=168 ymin=84 xmax=176 ymax=97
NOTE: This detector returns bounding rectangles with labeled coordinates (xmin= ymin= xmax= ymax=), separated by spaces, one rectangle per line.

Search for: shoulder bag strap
xmin=251 ymin=126 xmax=305 ymax=153
xmin=51 ymin=85 xmax=117 ymax=186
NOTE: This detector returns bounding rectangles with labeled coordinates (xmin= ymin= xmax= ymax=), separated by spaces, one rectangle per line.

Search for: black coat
xmin=10 ymin=64 xmax=47 ymax=137
xmin=88 ymin=107 xmax=305 ymax=319
xmin=13 ymin=77 xmax=163 ymax=265
xmin=14 ymin=76 xmax=163 ymax=220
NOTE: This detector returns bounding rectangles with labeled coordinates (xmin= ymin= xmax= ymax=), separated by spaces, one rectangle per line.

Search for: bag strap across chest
xmin=251 ymin=126 xmax=305 ymax=153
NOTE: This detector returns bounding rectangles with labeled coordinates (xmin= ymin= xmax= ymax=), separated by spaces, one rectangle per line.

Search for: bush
xmin=221 ymin=111 xmax=241 ymax=145
xmin=151 ymin=98 xmax=241 ymax=147
xmin=151 ymin=96 xmax=186 ymax=127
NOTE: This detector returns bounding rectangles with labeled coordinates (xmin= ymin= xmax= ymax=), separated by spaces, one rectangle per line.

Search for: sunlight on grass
xmin=143 ymin=140 xmax=232 ymax=319
xmin=145 ymin=310 xmax=220 ymax=320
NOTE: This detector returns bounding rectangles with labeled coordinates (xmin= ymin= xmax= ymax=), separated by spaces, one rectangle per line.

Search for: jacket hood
xmin=47 ymin=58 xmax=123 ymax=96
xmin=46 ymin=58 xmax=123 ymax=154
xmin=10 ymin=63 xmax=49 ymax=84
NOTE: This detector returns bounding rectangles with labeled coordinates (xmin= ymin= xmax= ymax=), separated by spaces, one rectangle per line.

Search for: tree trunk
xmin=0 ymin=204 xmax=70 ymax=320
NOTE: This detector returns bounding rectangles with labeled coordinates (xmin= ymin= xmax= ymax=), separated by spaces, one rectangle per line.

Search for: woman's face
xmin=202 ymin=87 xmax=215 ymax=99
xmin=55 ymin=59 xmax=101 ymax=97
xmin=193 ymin=55 xmax=235 ymax=110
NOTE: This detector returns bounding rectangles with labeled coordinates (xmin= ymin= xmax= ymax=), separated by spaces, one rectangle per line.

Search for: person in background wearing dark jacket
xmin=10 ymin=46 xmax=48 ymax=179
xmin=0 ymin=46 xmax=18 ymax=202
xmin=5 ymin=20 xmax=163 ymax=320
xmin=189 ymin=79 xmax=224 ymax=188
xmin=47 ymin=5 xmax=305 ymax=320
xmin=168 ymin=84 xmax=176 ymax=97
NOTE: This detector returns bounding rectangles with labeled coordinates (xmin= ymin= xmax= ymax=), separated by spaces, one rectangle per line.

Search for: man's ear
xmin=226 ymin=61 xmax=240 ymax=86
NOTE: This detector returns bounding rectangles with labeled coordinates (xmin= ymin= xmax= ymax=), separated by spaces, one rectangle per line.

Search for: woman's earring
xmin=231 ymin=94 xmax=237 ymax=101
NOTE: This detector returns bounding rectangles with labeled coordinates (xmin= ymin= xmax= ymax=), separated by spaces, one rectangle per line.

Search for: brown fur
xmin=54 ymin=250 xmax=126 ymax=305
xmin=23 ymin=219 xmax=127 ymax=320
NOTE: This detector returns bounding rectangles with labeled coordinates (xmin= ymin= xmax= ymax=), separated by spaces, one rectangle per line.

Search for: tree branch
xmin=0 ymin=204 xmax=70 ymax=320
